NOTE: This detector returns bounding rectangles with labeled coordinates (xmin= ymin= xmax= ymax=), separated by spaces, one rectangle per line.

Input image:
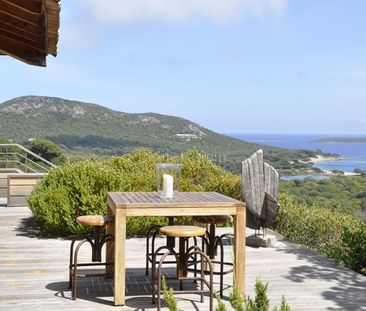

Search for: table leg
xmin=177 ymin=237 xmax=188 ymax=277
xmin=114 ymin=208 xmax=126 ymax=305
xmin=106 ymin=204 xmax=114 ymax=275
xmin=167 ymin=217 xmax=175 ymax=248
xmin=234 ymin=206 xmax=246 ymax=297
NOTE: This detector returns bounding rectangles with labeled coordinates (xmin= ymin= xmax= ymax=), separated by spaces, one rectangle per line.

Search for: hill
xmin=0 ymin=96 xmax=326 ymax=173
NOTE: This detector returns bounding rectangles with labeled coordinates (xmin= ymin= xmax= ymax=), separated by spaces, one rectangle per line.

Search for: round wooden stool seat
xmin=76 ymin=215 xmax=114 ymax=227
xmin=160 ymin=225 xmax=206 ymax=238
xmin=194 ymin=215 xmax=232 ymax=225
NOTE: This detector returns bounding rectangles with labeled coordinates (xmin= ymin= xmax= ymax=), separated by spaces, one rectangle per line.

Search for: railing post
xmin=5 ymin=146 xmax=8 ymax=169
xmin=25 ymin=152 xmax=28 ymax=173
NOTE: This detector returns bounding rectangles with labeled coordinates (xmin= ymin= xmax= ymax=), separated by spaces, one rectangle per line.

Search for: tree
xmin=0 ymin=138 xmax=12 ymax=143
xmin=28 ymin=139 xmax=67 ymax=165
xmin=354 ymin=168 xmax=366 ymax=176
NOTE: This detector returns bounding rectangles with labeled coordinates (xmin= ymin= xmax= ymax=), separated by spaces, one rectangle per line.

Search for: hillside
xmin=0 ymin=96 xmax=325 ymax=173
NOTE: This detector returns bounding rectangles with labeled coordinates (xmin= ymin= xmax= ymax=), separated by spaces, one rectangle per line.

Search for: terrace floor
xmin=1 ymin=205 xmax=366 ymax=310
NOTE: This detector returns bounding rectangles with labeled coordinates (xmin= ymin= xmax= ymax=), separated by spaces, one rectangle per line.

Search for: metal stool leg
xmin=72 ymin=238 xmax=92 ymax=300
xmin=187 ymin=248 xmax=214 ymax=311
xmin=145 ymin=225 xmax=160 ymax=275
xmin=152 ymin=246 xmax=178 ymax=305
xmin=154 ymin=244 xmax=214 ymax=311
xmin=156 ymin=250 xmax=174 ymax=311
xmin=68 ymin=238 xmax=78 ymax=288
xmin=215 ymin=237 xmax=225 ymax=297
xmin=69 ymin=230 xmax=114 ymax=300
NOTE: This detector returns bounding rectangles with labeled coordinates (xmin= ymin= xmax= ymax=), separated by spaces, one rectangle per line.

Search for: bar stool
xmin=68 ymin=215 xmax=114 ymax=300
xmin=145 ymin=217 xmax=177 ymax=276
xmin=146 ymin=223 xmax=194 ymax=283
xmin=152 ymin=225 xmax=214 ymax=311
xmin=193 ymin=215 xmax=233 ymax=297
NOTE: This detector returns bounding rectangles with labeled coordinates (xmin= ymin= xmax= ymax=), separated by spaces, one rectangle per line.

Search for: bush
xmin=215 ymin=278 xmax=290 ymax=311
xmin=28 ymin=149 xmax=241 ymax=236
xmin=28 ymin=148 xmax=366 ymax=275
xmin=28 ymin=159 xmax=124 ymax=235
xmin=274 ymin=193 xmax=364 ymax=268
xmin=336 ymin=226 xmax=366 ymax=275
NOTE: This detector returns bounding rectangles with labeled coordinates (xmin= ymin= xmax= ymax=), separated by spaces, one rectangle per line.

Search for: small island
xmin=314 ymin=137 xmax=366 ymax=143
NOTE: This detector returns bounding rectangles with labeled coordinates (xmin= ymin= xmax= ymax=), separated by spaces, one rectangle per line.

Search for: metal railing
xmin=0 ymin=144 xmax=57 ymax=173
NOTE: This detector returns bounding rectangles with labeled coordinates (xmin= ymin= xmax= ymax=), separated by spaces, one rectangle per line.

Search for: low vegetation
xmin=274 ymin=193 xmax=366 ymax=275
xmin=163 ymin=277 xmax=290 ymax=311
xmin=28 ymin=148 xmax=366 ymax=275
xmin=28 ymin=149 xmax=240 ymax=236
xmin=280 ymin=175 xmax=366 ymax=219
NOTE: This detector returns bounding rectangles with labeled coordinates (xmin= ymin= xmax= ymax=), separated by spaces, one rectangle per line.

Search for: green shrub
xmin=274 ymin=193 xmax=364 ymax=268
xmin=336 ymin=226 xmax=366 ymax=275
xmin=215 ymin=278 xmax=290 ymax=311
xmin=215 ymin=292 xmax=228 ymax=311
xmin=28 ymin=159 xmax=124 ymax=235
xmin=229 ymin=285 xmax=246 ymax=311
xmin=28 ymin=149 xmax=241 ymax=236
xmin=162 ymin=276 xmax=178 ymax=311
xmin=253 ymin=279 xmax=269 ymax=311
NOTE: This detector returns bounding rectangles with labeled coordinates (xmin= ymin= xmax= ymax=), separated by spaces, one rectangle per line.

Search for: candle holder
xmin=155 ymin=163 xmax=182 ymax=199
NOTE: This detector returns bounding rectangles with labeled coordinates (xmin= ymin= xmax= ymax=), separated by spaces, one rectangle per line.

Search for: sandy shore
xmin=320 ymin=169 xmax=358 ymax=176
xmin=308 ymin=155 xmax=345 ymax=163
xmin=307 ymin=155 xmax=358 ymax=176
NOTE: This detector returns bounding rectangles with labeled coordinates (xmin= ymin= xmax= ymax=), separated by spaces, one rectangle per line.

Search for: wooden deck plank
xmin=0 ymin=206 xmax=366 ymax=310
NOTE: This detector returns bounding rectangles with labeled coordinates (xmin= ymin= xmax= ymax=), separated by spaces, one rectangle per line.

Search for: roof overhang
xmin=0 ymin=0 xmax=60 ymax=67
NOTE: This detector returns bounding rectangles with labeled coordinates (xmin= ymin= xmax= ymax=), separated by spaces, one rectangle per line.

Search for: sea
xmin=228 ymin=133 xmax=366 ymax=180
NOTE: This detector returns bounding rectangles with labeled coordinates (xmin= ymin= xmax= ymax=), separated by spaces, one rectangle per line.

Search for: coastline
xmin=308 ymin=155 xmax=358 ymax=176
xmin=321 ymin=169 xmax=358 ymax=176
xmin=308 ymin=155 xmax=346 ymax=163
xmin=232 ymin=133 xmax=366 ymax=175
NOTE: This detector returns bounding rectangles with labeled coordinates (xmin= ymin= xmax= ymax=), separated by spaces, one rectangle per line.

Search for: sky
xmin=1 ymin=0 xmax=366 ymax=135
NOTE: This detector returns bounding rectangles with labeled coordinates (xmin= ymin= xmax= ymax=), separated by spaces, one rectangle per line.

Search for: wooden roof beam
xmin=0 ymin=28 xmax=45 ymax=53
xmin=0 ymin=11 xmax=41 ymax=35
xmin=0 ymin=35 xmax=45 ymax=66
xmin=0 ymin=0 xmax=42 ymax=25
xmin=0 ymin=20 xmax=43 ymax=43
xmin=2 ymin=0 xmax=42 ymax=14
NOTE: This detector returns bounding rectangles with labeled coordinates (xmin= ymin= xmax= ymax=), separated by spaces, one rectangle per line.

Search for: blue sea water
xmin=228 ymin=133 xmax=366 ymax=174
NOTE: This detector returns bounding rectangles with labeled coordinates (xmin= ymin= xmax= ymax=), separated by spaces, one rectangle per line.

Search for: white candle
xmin=162 ymin=173 xmax=174 ymax=198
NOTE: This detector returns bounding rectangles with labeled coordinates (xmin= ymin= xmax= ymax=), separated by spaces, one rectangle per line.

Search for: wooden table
xmin=106 ymin=191 xmax=246 ymax=306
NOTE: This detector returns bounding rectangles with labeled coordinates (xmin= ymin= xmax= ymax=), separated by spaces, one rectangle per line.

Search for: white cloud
xmin=60 ymin=0 xmax=287 ymax=51
xmin=75 ymin=0 xmax=287 ymax=25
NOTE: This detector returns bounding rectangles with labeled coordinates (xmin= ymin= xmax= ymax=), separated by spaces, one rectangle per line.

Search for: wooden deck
xmin=1 ymin=205 xmax=366 ymax=310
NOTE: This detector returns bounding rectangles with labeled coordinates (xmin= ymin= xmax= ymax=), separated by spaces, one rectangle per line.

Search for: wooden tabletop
xmin=108 ymin=191 xmax=244 ymax=209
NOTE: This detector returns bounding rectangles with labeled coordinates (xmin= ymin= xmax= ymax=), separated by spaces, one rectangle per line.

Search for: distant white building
xmin=175 ymin=134 xmax=199 ymax=140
